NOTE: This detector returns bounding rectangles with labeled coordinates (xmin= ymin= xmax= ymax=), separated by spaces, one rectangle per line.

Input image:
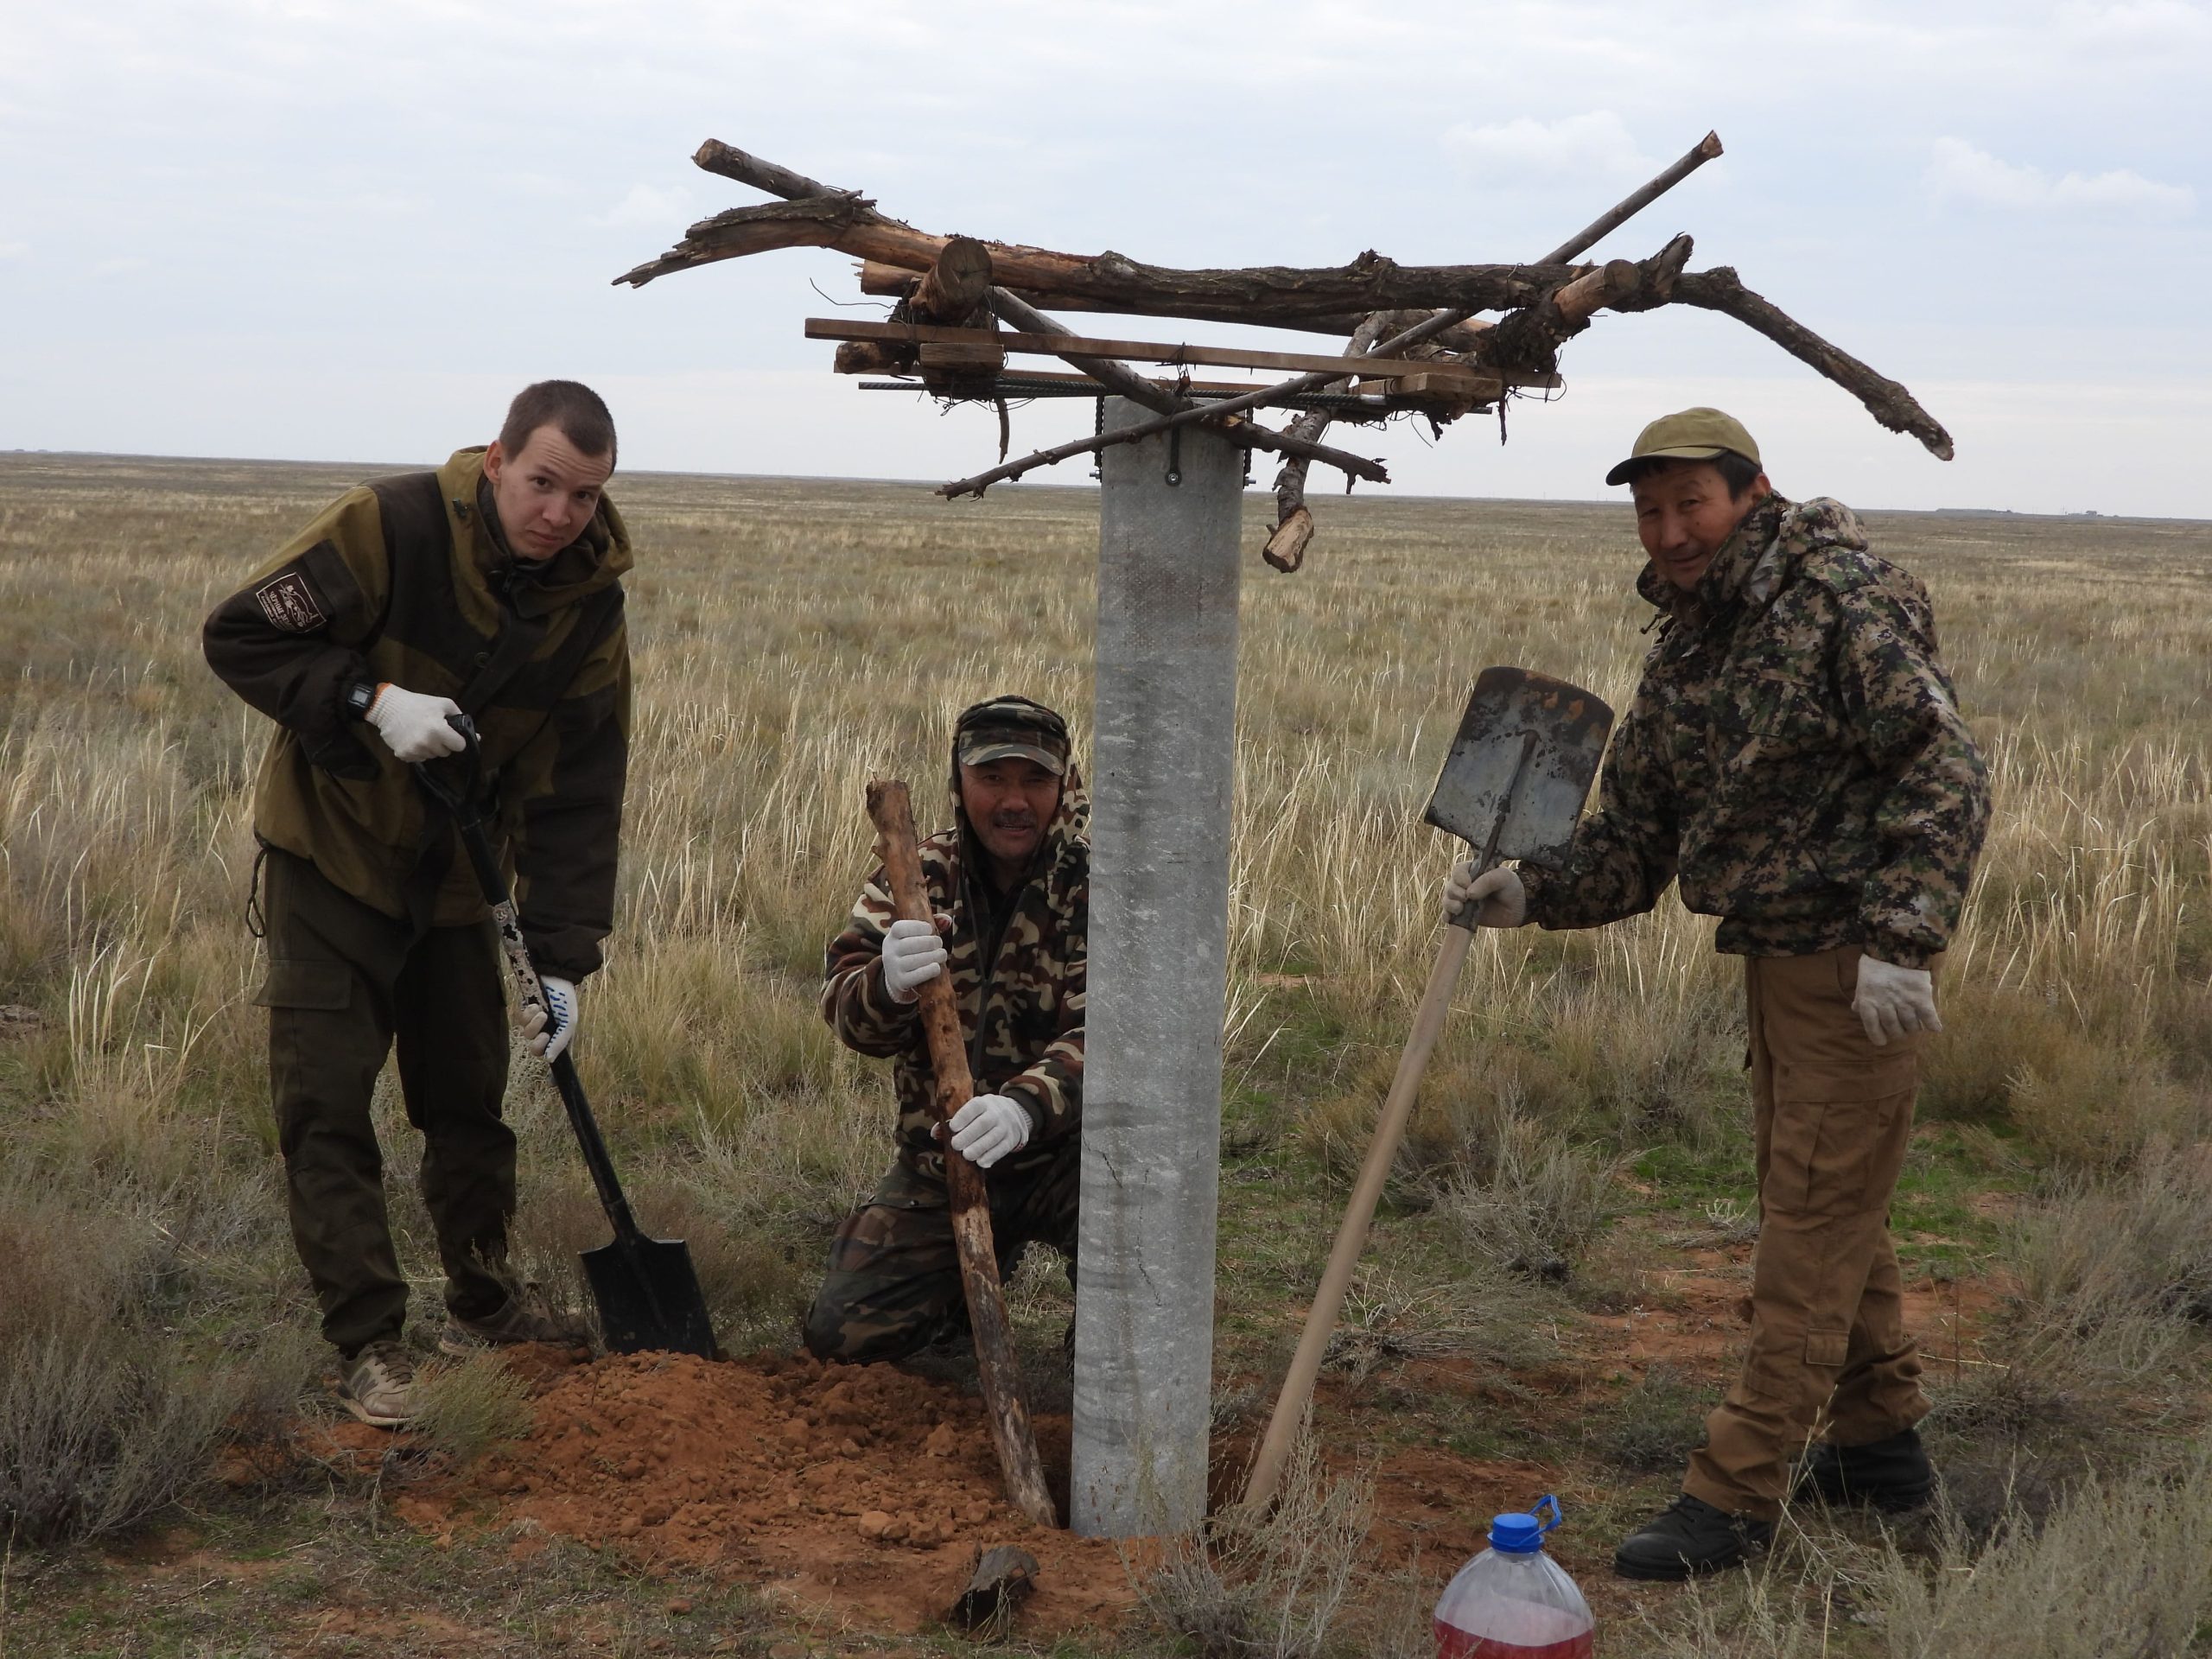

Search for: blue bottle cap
xmin=1489 ymin=1494 xmax=1564 ymax=1554
xmin=1489 ymin=1512 xmax=1544 ymax=1552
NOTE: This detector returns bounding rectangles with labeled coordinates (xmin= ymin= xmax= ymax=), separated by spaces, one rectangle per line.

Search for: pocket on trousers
xmin=255 ymin=958 xmax=352 ymax=1011
xmin=1767 ymin=1071 xmax=1910 ymax=1221
xmin=1804 ymin=1330 xmax=1851 ymax=1369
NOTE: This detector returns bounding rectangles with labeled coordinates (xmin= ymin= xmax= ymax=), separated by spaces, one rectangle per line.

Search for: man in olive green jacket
xmin=204 ymin=381 xmax=632 ymax=1427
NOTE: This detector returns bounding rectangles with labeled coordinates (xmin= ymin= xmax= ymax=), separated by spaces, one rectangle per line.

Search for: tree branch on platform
xmin=1672 ymin=268 xmax=1955 ymax=459
xmin=614 ymin=130 xmax=1956 ymax=506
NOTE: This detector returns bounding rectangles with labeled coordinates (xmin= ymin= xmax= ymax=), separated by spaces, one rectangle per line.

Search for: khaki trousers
xmin=1681 ymin=945 xmax=1931 ymax=1520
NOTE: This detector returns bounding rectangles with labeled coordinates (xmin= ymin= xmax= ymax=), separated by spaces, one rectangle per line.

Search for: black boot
xmin=1798 ymin=1427 xmax=1935 ymax=1512
xmin=1613 ymin=1494 xmax=1772 ymax=1580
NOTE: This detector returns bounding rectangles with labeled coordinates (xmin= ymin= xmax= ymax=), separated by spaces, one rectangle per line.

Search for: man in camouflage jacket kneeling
xmin=806 ymin=696 xmax=1087 ymax=1363
xmin=1447 ymin=410 xmax=1991 ymax=1580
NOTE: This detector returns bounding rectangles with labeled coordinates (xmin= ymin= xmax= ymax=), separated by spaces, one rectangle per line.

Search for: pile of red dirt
xmin=395 ymin=1351 xmax=1136 ymax=1637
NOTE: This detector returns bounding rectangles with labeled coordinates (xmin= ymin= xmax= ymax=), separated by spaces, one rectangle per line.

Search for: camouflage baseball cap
xmin=1605 ymin=407 xmax=1762 ymax=486
xmin=954 ymin=695 xmax=1070 ymax=775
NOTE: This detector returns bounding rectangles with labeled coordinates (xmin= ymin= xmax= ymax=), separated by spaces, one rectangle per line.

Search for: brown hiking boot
xmin=338 ymin=1340 xmax=424 ymax=1429
xmin=440 ymin=1282 xmax=588 ymax=1356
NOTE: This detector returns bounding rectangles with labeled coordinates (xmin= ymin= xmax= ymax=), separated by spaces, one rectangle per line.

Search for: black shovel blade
xmin=582 ymin=1234 xmax=717 ymax=1358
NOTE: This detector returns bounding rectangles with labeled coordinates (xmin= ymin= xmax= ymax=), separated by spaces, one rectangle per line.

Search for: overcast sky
xmin=3 ymin=1 xmax=2208 ymax=516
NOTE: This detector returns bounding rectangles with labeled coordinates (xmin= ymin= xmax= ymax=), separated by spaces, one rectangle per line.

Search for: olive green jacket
xmin=202 ymin=448 xmax=632 ymax=978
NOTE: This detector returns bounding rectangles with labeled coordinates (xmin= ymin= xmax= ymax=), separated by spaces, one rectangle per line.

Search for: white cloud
xmin=92 ymin=255 xmax=147 ymax=275
xmin=1928 ymin=137 xmax=2195 ymax=216
xmin=0 ymin=240 xmax=27 ymax=261
xmin=598 ymin=182 xmax=696 ymax=231
xmin=1441 ymin=111 xmax=1656 ymax=184
xmin=2056 ymin=0 xmax=2212 ymax=54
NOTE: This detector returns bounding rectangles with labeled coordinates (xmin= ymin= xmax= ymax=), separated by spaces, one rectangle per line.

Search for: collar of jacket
xmin=1635 ymin=491 xmax=1795 ymax=632
xmin=438 ymin=447 xmax=634 ymax=622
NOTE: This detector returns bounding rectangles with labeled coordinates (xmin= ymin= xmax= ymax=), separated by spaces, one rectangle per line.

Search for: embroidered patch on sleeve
xmin=254 ymin=569 xmax=327 ymax=632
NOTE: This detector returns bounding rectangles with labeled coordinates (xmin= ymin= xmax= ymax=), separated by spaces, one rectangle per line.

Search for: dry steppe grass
xmin=2 ymin=453 xmax=2209 ymax=1655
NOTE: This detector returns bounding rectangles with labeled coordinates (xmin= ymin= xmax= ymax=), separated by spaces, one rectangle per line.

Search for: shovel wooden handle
xmin=1240 ymin=915 xmax=1478 ymax=1514
xmin=1243 ymin=731 xmax=1535 ymax=1514
xmin=866 ymin=779 xmax=1059 ymax=1529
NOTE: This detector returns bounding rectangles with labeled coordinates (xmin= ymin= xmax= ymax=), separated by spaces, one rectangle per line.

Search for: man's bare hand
xmin=1852 ymin=955 xmax=1941 ymax=1046
xmin=1443 ymin=862 xmax=1527 ymax=928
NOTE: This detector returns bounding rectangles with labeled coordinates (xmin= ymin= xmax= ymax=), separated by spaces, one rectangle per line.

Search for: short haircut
xmin=1619 ymin=450 xmax=1763 ymax=499
xmin=499 ymin=380 xmax=617 ymax=467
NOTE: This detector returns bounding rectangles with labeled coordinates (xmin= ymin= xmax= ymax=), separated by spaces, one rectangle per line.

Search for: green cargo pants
xmin=257 ymin=848 xmax=518 ymax=1355
xmin=803 ymin=1141 xmax=1080 ymax=1363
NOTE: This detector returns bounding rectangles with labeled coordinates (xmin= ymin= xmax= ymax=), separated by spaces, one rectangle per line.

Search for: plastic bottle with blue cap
xmin=1433 ymin=1495 xmax=1593 ymax=1658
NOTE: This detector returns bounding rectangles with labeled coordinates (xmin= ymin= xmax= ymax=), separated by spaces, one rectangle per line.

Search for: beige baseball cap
xmin=1605 ymin=407 xmax=1761 ymax=486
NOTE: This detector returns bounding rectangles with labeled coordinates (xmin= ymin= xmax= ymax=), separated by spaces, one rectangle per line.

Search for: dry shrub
xmin=1918 ymin=981 xmax=2203 ymax=1166
xmin=1593 ymin=1364 xmax=1712 ymax=1472
xmin=1138 ymin=1432 xmax=1373 ymax=1659
xmin=1930 ymin=1150 xmax=2212 ymax=1442
xmin=2005 ymin=1045 xmax=2202 ymax=1168
xmin=1434 ymin=1113 xmax=1622 ymax=1278
xmin=414 ymin=1354 xmax=533 ymax=1467
xmin=1319 ymin=1270 xmax=1545 ymax=1384
xmin=2012 ymin=1148 xmax=2212 ymax=1329
xmin=1537 ymin=969 xmax=1743 ymax=1152
xmin=1874 ymin=1445 xmax=2212 ymax=1657
xmin=0 ymin=1186 xmax=305 ymax=1544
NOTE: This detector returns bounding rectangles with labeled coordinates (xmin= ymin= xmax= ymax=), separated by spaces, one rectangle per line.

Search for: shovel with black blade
xmin=417 ymin=720 xmax=716 ymax=1359
xmin=1241 ymin=666 xmax=1613 ymax=1513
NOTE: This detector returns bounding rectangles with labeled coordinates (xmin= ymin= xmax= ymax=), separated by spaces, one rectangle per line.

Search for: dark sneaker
xmin=1613 ymin=1493 xmax=1773 ymax=1580
xmin=1799 ymin=1427 xmax=1936 ymax=1512
xmin=338 ymin=1340 xmax=423 ymax=1428
xmin=440 ymin=1281 xmax=587 ymax=1356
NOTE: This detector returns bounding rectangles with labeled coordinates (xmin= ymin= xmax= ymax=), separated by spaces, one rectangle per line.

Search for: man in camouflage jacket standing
xmin=204 ymin=382 xmax=631 ymax=1427
xmin=806 ymin=696 xmax=1087 ymax=1363
xmin=1447 ymin=410 xmax=1990 ymax=1579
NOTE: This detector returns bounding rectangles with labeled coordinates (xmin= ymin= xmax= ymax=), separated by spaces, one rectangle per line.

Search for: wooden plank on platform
xmin=918 ymin=341 xmax=1007 ymax=372
xmin=805 ymin=317 xmax=1479 ymax=381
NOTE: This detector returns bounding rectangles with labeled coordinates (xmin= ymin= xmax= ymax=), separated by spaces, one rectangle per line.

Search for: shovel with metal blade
xmin=417 ymin=721 xmax=717 ymax=1359
xmin=1241 ymin=666 xmax=1613 ymax=1513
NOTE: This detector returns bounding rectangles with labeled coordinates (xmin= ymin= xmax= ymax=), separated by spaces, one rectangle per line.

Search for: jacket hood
xmin=944 ymin=695 xmax=1090 ymax=889
xmin=1637 ymin=493 xmax=1867 ymax=626
xmin=439 ymin=446 xmax=633 ymax=619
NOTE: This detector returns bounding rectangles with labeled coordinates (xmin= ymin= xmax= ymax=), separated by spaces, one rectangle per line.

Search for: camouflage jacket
xmin=1518 ymin=494 xmax=1989 ymax=968
xmin=202 ymin=448 xmax=632 ymax=978
xmin=821 ymin=758 xmax=1089 ymax=1179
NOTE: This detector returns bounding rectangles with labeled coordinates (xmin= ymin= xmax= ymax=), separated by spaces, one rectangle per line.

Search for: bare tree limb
xmin=1671 ymin=269 xmax=1955 ymax=459
xmin=1264 ymin=133 xmax=1729 ymax=571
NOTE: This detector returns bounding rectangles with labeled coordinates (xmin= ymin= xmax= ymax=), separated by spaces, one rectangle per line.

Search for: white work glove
xmin=1852 ymin=955 xmax=1941 ymax=1047
xmin=1443 ymin=861 xmax=1528 ymax=927
xmin=949 ymin=1093 xmax=1032 ymax=1169
xmin=365 ymin=683 xmax=466 ymax=762
xmin=521 ymin=975 xmax=579 ymax=1062
xmin=880 ymin=916 xmax=950 ymax=1004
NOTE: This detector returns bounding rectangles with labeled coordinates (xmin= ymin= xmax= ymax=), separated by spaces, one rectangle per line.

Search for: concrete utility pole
xmin=1071 ymin=399 xmax=1242 ymax=1537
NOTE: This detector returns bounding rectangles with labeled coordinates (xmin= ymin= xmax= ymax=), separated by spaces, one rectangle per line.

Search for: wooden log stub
xmin=863 ymin=780 xmax=1059 ymax=1529
xmin=834 ymin=340 xmax=914 ymax=375
xmin=912 ymin=236 xmax=995 ymax=325
xmin=1262 ymin=505 xmax=1314 ymax=574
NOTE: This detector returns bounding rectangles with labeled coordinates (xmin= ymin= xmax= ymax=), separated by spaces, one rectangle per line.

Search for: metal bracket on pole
xmin=1071 ymin=397 xmax=1242 ymax=1536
